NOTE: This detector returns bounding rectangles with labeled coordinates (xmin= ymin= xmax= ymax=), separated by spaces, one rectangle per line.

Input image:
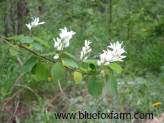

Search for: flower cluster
xmin=25 ymin=18 xmax=126 ymax=63
xmin=53 ymin=27 xmax=75 ymax=60
xmin=53 ymin=27 xmax=75 ymax=51
xmin=26 ymin=17 xmax=45 ymax=30
xmin=80 ymin=40 xmax=92 ymax=61
xmin=97 ymin=41 xmax=126 ymax=65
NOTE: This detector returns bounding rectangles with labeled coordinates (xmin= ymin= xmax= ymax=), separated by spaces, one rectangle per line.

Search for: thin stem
xmin=15 ymin=84 xmax=40 ymax=98
xmin=58 ymin=80 xmax=70 ymax=103
xmin=0 ymin=35 xmax=56 ymax=63
xmin=19 ymin=44 xmax=55 ymax=63
xmin=0 ymin=35 xmax=87 ymax=73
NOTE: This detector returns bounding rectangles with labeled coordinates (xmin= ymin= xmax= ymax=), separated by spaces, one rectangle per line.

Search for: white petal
xmin=38 ymin=21 xmax=45 ymax=25
xmin=26 ymin=24 xmax=32 ymax=30
xmin=53 ymin=54 xmax=59 ymax=60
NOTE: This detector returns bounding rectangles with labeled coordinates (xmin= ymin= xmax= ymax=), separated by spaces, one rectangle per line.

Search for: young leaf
xmin=73 ymin=71 xmax=82 ymax=84
xmin=31 ymin=62 xmax=49 ymax=81
xmin=62 ymin=58 xmax=78 ymax=68
xmin=23 ymin=56 xmax=38 ymax=73
xmin=51 ymin=62 xmax=65 ymax=82
xmin=108 ymin=63 xmax=123 ymax=74
xmin=87 ymin=76 xmax=103 ymax=97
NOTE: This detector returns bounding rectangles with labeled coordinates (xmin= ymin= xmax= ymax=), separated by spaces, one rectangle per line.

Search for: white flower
xmin=26 ymin=17 xmax=45 ymax=30
xmin=59 ymin=27 xmax=75 ymax=45
xmin=108 ymin=41 xmax=126 ymax=62
xmin=80 ymin=40 xmax=92 ymax=60
xmin=53 ymin=54 xmax=59 ymax=60
xmin=53 ymin=27 xmax=75 ymax=51
xmin=97 ymin=41 xmax=126 ymax=65
xmin=97 ymin=49 xmax=112 ymax=65
xmin=53 ymin=37 xmax=63 ymax=51
xmin=26 ymin=24 xmax=32 ymax=30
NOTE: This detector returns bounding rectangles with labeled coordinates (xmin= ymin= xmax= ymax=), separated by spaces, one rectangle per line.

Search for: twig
xmin=16 ymin=56 xmax=23 ymax=66
xmin=13 ymin=100 xmax=20 ymax=118
xmin=49 ymin=86 xmax=69 ymax=104
xmin=58 ymin=80 xmax=70 ymax=103
xmin=7 ymin=100 xmax=20 ymax=123
xmin=14 ymin=84 xmax=40 ymax=98
xmin=18 ymin=44 xmax=56 ymax=63
xmin=1 ymin=89 xmax=22 ymax=112
xmin=0 ymin=35 xmax=77 ymax=72
xmin=0 ymin=35 xmax=55 ymax=63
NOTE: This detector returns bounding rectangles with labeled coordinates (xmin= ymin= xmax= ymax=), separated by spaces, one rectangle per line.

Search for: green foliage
xmin=9 ymin=47 xmax=19 ymax=56
xmin=0 ymin=0 xmax=164 ymax=122
xmin=87 ymin=76 xmax=104 ymax=97
xmin=23 ymin=56 xmax=38 ymax=73
xmin=73 ymin=71 xmax=82 ymax=84
xmin=51 ymin=62 xmax=65 ymax=82
xmin=83 ymin=59 xmax=97 ymax=73
xmin=62 ymin=58 xmax=78 ymax=69
xmin=31 ymin=62 xmax=50 ymax=81
xmin=8 ymin=35 xmax=34 ymax=44
xmin=108 ymin=74 xmax=118 ymax=95
xmin=108 ymin=63 xmax=123 ymax=74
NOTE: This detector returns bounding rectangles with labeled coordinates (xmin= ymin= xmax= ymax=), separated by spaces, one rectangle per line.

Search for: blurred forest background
xmin=0 ymin=0 xmax=164 ymax=123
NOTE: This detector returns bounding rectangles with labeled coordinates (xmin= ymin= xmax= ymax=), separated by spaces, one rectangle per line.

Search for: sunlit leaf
xmin=108 ymin=63 xmax=123 ymax=74
xmin=31 ymin=62 xmax=49 ymax=81
xmin=79 ymin=67 xmax=88 ymax=73
xmin=83 ymin=59 xmax=97 ymax=65
xmin=62 ymin=58 xmax=78 ymax=68
xmin=73 ymin=71 xmax=82 ymax=84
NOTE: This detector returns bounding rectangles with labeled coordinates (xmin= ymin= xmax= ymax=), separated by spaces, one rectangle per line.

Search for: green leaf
xmin=9 ymin=47 xmax=18 ymax=56
xmin=108 ymin=63 xmax=123 ymax=74
xmin=31 ymin=62 xmax=49 ymax=81
xmin=79 ymin=67 xmax=88 ymax=73
xmin=23 ymin=56 xmax=38 ymax=73
xmin=33 ymin=36 xmax=49 ymax=48
xmin=31 ymin=43 xmax=43 ymax=51
xmin=87 ymin=76 xmax=103 ymax=97
xmin=62 ymin=58 xmax=78 ymax=68
xmin=83 ymin=59 xmax=97 ymax=72
xmin=108 ymin=74 xmax=118 ymax=95
xmin=51 ymin=62 xmax=65 ymax=82
xmin=20 ymin=36 xmax=33 ymax=44
xmin=7 ymin=35 xmax=22 ymax=41
xmin=83 ymin=59 xmax=97 ymax=65
xmin=73 ymin=71 xmax=82 ymax=84
xmin=63 ymin=52 xmax=77 ymax=61
xmin=8 ymin=35 xmax=33 ymax=44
